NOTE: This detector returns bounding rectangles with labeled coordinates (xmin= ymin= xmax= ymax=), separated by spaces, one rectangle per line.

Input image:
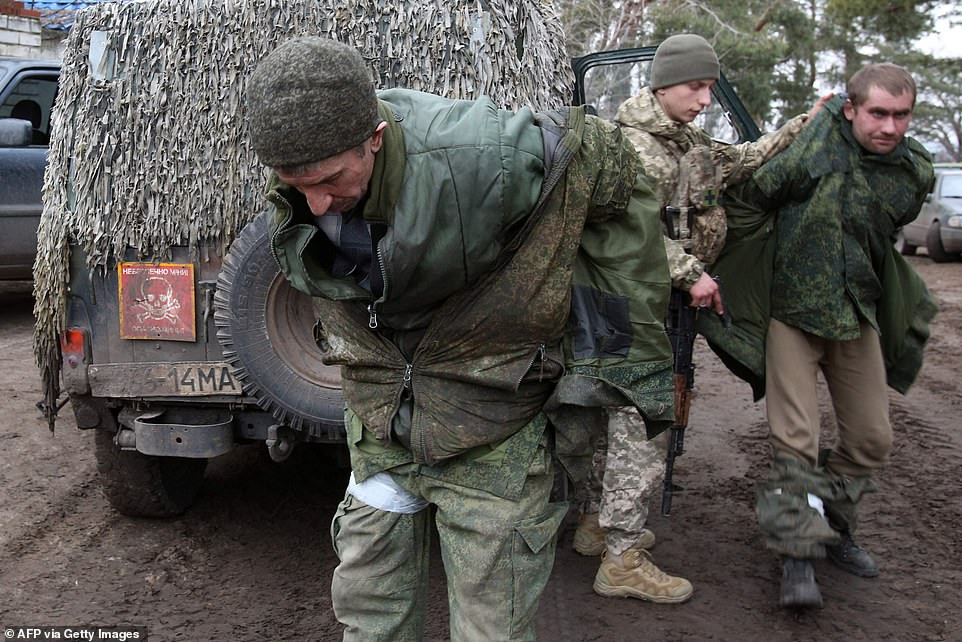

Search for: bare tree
xmin=911 ymin=57 xmax=962 ymax=161
xmin=556 ymin=0 xmax=650 ymax=56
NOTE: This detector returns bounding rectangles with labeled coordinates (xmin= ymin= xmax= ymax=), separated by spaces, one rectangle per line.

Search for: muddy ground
xmin=0 ymin=256 xmax=959 ymax=642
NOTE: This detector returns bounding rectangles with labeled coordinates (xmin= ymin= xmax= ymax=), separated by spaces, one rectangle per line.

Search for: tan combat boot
xmin=593 ymin=548 xmax=693 ymax=603
xmin=573 ymin=513 xmax=655 ymax=556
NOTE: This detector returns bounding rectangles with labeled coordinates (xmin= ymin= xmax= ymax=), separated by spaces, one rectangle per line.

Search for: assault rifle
xmin=661 ymin=288 xmax=697 ymax=516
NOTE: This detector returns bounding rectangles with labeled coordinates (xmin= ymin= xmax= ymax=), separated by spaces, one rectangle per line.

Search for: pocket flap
xmin=515 ymin=501 xmax=568 ymax=554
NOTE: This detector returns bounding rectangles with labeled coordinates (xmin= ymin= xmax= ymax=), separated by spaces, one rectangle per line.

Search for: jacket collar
xmin=361 ymin=99 xmax=406 ymax=225
xmin=614 ymin=86 xmax=691 ymax=142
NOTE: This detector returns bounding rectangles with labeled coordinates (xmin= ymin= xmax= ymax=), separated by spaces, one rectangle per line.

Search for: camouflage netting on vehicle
xmin=33 ymin=0 xmax=573 ymax=412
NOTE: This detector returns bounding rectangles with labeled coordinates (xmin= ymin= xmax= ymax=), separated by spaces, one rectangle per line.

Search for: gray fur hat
xmin=649 ymin=34 xmax=720 ymax=90
xmin=247 ymin=37 xmax=381 ymax=168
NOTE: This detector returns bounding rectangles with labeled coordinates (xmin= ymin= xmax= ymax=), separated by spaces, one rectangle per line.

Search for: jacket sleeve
xmin=897 ymin=138 xmax=936 ymax=228
xmin=711 ymin=113 xmax=809 ymax=187
xmin=551 ymin=116 xmax=674 ymax=449
xmin=664 ymin=236 xmax=704 ymax=289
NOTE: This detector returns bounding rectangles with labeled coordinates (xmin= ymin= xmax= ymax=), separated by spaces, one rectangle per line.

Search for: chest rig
xmin=665 ymin=145 xmax=727 ymax=265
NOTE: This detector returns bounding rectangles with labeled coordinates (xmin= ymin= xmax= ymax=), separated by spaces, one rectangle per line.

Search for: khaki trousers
xmin=765 ymin=318 xmax=892 ymax=477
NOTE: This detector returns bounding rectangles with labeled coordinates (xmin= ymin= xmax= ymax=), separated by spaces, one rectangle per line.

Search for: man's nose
xmin=880 ymin=116 xmax=898 ymax=134
xmin=697 ymin=87 xmax=712 ymax=107
xmin=305 ymin=188 xmax=333 ymax=216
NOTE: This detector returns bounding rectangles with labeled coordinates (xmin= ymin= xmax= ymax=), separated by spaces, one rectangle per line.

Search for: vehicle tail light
xmin=60 ymin=327 xmax=87 ymax=369
xmin=59 ymin=327 xmax=92 ymax=395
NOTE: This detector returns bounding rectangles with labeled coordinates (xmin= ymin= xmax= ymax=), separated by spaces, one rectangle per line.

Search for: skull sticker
xmin=119 ymin=263 xmax=196 ymax=341
xmin=135 ymin=276 xmax=182 ymax=323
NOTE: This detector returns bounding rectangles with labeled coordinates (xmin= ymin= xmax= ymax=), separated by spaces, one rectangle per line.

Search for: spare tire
xmin=214 ymin=212 xmax=345 ymax=440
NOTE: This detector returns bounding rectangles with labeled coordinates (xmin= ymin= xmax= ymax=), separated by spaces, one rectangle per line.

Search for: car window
xmin=939 ymin=174 xmax=962 ymax=198
xmin=580 ymin=57 xmax=742 ymax=143
xmin=0 ymin=73 xmax=59 ymax=144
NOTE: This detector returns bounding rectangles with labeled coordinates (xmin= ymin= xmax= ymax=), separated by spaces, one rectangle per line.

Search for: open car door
xmin=571 ymin=47 xmax=761 ymax=144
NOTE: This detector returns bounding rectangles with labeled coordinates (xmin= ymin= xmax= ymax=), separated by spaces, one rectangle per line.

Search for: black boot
xmin=827 ymin=532 xmax=878 ymax=578
xmin=780 ymin=557 xmax=823 ymax=609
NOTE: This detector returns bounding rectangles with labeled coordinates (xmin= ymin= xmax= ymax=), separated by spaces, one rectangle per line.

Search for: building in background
xmin=1 ymin=1 xmax=116 ymax=59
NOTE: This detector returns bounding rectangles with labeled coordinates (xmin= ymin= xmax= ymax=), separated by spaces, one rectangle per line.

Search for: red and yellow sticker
xmin=118 ymin=262 xmax=196 ymax=341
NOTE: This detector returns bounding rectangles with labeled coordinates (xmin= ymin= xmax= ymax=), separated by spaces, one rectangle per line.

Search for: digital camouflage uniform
xmin=578 ymin=86 xmax=809 ymax=555
xmin=578 ymin=407 xmax=667 ymax=552
xmin=270 ymin=89 xmax=673 ymax=640
xmin=616 ymin=87 xmax=809 ymax=288
xmin=697 ymin=96 xmax=935 ymax=559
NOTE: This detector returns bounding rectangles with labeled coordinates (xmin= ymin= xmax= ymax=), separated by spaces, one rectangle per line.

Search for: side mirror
xmin=0 ymin=118 xmax=33 ymax=147
xmin=924 ymin=193 xmax=932 ymax=203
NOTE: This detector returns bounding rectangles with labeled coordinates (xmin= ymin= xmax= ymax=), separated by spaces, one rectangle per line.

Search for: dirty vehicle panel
xmin=65 ymin=247 xmax=244 ymax=443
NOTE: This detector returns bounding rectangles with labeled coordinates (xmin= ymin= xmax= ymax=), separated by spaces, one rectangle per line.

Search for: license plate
xmin=88 ymin=362 xmax=243 ymax=397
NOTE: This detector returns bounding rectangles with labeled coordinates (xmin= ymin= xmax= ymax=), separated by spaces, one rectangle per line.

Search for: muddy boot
xmin=780 ymin=557 xmax=822 ymax=609
xmin=826 ymin=533 xmax=878 ymax=578
xmin=593 ymin=548 xmax=692 ymax=603
xmin=573 ymin=513 xmax=654 ymax=556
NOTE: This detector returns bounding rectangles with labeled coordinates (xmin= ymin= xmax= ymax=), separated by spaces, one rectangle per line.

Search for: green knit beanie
xmin=247 ymin=37 xmax=381 ymax=168
xmin=649 ymin=34 xmax=720 ymax=90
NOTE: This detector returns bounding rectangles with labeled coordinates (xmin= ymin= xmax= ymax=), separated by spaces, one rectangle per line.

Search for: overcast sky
xmin=917 ymin=9 xmax=962 ymax=58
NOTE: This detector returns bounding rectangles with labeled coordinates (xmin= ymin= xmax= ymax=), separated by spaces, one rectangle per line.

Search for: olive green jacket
xmin=698 ymin=96 xmax=936 ymax=399
xmin=269 ymin=89 xmax=672 ymax=494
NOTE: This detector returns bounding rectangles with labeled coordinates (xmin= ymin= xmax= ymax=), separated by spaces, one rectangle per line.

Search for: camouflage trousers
xmin=756 ymin=452 xmax=876 ymax=559
xmin=330 ymin=444 xmax=567 ymax=641
xmin=576 ymin=406 xmax=666 ymax=555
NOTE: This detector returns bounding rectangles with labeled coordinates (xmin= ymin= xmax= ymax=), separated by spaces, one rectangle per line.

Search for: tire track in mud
xmin=884 ymin=396 xmax=962 ymax=560
xmin=0 ymin=474 xmax=103 ymax=559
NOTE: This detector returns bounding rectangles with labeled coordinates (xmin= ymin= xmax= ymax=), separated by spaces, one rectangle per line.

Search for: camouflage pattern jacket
xmin=269 ymin=89 xmax=672 ymax=496
xmin=698 ymin=96 xmax=937 ymax=398
xmin=614 ymin=86 xmax=808 ymax=288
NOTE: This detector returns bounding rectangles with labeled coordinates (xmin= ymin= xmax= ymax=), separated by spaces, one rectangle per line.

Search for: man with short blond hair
xmin=846 ymin=62 xmax=917 ymax=111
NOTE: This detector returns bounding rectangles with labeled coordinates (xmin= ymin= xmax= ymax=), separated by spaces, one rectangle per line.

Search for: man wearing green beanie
xmin=572 ymin=33 xmax=829 ymax=604
xmin=247 ymin=36 xmax=677 ymax=639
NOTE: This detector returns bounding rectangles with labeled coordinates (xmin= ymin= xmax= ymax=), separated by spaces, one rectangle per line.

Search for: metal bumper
xmin=116 ymin=408 xmax=234 ymax=458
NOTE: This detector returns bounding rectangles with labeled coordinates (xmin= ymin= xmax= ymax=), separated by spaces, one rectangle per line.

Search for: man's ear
xmin=842 ymin=99 xmax=855 ymax=122
xmin=370 ymin=121 xmax=388 ymax=152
